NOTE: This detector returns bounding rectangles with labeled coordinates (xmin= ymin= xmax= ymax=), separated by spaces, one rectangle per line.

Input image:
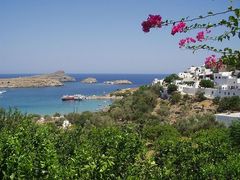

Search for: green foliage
xmin=151 ymin=83 xmax=163 ymax=95
xmin=167 ymin=84 xmax=178 ymax=94
xmin=174 ymin=114 xmax=224 ymax=136
xmin=143 ymin=124 xmax=180 ymax=141
xmin=154 ymin=128 xmax=237 ymax=179
xmin=109 ymin=85 xmax=158 ymax=122
xmin=213 ymin=96 xmax=221 ymax=104
xmin=199 ymin=79 xmax=214 ymax=88
xmin=217 ymin=96 xmax=240 ymax=112
xmin=170 ymin=92 xmax=182 ymax=104
xmin=164 ymin=74 xmax=180 ymax=84
xmin=195 ymin=91 xmax=207 ymax=102
xmin=67 ymin=127 xmax=143 ymax=179
xmin=229 ymin=121 xmax=240 ymax=147
xmin=53 ymin=112 xmax=61 ymax=117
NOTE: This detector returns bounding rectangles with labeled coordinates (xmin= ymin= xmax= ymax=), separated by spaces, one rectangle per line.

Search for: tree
xmin=199 ymin=79 xmax=214 ymax=88
xmin=167 ymin=84 xmax=178 ymax=94
xmin=141 ymin=2 xmax=240 ymax=70
xmin=164 ymin=74 xmax=180 ymax=84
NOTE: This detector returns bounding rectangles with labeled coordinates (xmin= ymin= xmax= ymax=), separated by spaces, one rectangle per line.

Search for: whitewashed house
xmin=152 ymin=78 xmax=164 ymax=86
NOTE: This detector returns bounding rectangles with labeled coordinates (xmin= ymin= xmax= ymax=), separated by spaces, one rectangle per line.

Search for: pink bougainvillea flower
xmin=141 ymin=15 xmax=162 ymax=32
xmin=205 ymin=55 xmax=217 ymax=69
xmin=179 ymin=37 xmax=196 ymax=48
xmin=216 ymin=59 xmax=223 ymax=70
xmin=204 ymin=55 xmax=224 ymax=70
xmin=171 ymin=21 xmax=186 ymax=35
xmin=196 ymin=31 xmax=205 ymax=42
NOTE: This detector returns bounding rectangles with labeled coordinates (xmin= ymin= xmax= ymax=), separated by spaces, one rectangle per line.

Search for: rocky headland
xmin=33 ymin=71 xmax=76 ymax=82
xmin=0 ymin=71 xmax=75 ymax=88
xmin=104 ymin=80 xmax=133 ymax=85
xmin=81 ymin=77 xmax=97 ymax=84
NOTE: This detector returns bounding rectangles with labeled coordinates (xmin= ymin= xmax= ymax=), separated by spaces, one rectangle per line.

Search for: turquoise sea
xmin=0 ymin=74 xmax=166 ymax=115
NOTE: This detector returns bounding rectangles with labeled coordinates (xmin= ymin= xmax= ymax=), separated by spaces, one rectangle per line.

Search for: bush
xmin=199 ymin=79 xmax=214 ymax=88
xmin=229 ymin=121 xmax=240 ymax=147
xmin=150 ymin=83 xmax=163 ymax=95
xmin=164 ymin=74 xmax=181 ymax=84
xmin=170 ymin=92 xmax=182 ymax=104
xmin=53 ymin=112 xmax=61 ymax=117
xmin=174 ymin=114 xmax=224 ymax=136
xmin=143 ymin=124 xmax=180 ymax=141
xmin=217 ymin=96 xmax=240 ymax=112
xmin=195 ymin=91 xmax=206 ymax=102
xmin=167 ymin=84 xmax=178 ymax=95
xmin=213 ymin=96 xmax=221 ymax=104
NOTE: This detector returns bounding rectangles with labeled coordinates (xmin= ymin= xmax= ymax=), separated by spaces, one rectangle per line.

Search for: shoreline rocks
xmin=104 ymin=80 xmax=133 ymax=85
xmin=81 ymin=77 xmax=97 ymax=84
xmin=0 ymin=71 xmax=75 ymax=88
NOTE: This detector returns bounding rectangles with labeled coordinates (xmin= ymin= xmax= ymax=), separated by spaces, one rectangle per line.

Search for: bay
xmin=0 ymin=74 xmax=166 ymax=115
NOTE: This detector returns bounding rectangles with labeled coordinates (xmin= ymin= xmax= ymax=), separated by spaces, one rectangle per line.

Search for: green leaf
xmin=234 ymin=9 xmax=240 ymax=18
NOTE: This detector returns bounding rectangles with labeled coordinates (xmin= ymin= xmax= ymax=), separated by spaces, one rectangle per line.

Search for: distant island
xmin=0 ymin=71 xmax=75 ymax=88
xmin=104 ymin=80 xmax=133 ymax=85
xmin=81 ymin=77 xmax=97 ymax=84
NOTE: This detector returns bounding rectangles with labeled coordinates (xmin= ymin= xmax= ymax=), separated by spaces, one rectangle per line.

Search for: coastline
xmin=0 ymin=74 xmax=165 ymax=115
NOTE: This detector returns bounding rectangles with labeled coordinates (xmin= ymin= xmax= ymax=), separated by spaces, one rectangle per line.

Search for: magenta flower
xmin=179 ymin=37 xmax=196 ymax=48
xmin=171 ymin=22 xmax=186 ymax=35
xmin=204 ymin=55 xmax=222 ymax=70
xmin=141 ymin=15 xmax=162 ymax=32
xmin=196 ymin=31 xmax=205 ymax=42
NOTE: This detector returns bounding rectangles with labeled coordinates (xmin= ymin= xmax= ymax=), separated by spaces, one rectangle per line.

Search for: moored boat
xmin=61 ymin=94 xmax=86 ymax=101
xmin=0 ymin=90 xmax=6 ymax=95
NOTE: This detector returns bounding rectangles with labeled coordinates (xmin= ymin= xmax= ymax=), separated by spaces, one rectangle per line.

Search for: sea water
xmin=0 ymin=74 xmax=166 ymax=115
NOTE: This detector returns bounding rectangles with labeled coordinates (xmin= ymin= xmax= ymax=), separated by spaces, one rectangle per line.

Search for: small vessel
xmin=61 ymin=94 xmax=86 ymax=101
xmin=0 ymin=90 xmax=6 ymax=95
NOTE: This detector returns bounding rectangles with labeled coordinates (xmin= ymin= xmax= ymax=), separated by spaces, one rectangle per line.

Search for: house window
xmin=228 ymin=92 xmax=230 ymax=95
xmin=233 ymin=93 xmax=236 ymax=95
xmin=224 ymin=92 xmax=227 ymax=95
xmin=212 ymin=91 xmax=214 ymax=94
xmin=219 ymin=76 xmax=221 ymax=79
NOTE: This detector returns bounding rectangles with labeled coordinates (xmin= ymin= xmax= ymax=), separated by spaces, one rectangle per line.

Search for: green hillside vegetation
xmin=1 ymin=85 xmax=240 ymax=178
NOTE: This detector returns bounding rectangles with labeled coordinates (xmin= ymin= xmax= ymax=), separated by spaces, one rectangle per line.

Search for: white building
xmin=152 ymin=65 xmax=240 ymax=99
xmin=178 ymin=72 xmax=192 ymax=79
xmin=215 ymin=112 xmax=240 ymax=127
xmin=152 ymin=78 xmax=164 ymax=86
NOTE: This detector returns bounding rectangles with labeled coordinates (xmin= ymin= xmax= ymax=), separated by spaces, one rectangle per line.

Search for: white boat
xmin=61 ymin=94 xmax=86 ymax=101
xmin=0 ymin=90 xmax=6 ymax=95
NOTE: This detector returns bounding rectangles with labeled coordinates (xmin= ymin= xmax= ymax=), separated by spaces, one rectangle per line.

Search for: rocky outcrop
xmin=33 ymin=71 xmax=76 ymax=82
xmin=0 ymin=78 xmax=63 ymax=88
xmin=0 ymin=71 xmax=75 ymax=88
xmin=104 ymin=80 xmax=133 ymax=85
xmin=81 ymin=77 xmax=97 ymax=84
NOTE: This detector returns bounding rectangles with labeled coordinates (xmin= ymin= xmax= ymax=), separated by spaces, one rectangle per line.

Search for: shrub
xmin=174 ymin=114 xmax=224 ymax=136
xmin=164 ymin=74 xmax=181 ymax=84
xmin=170 ymin=92 xmax=182 ymax=104
xmin=143 ymin=124 xmax=180 ymax=141
xmin=217 ymin=96 xmax=240 ymax=112
xmin=199 ymin=79 xmax=214 ymax=88
xmin=195 ymin=91 xmax=206 ymax=102
xmin=229 ymin=121 xmax=240 ymax=147
xmin=213 ymin=96 xmax=221 ymax=104
xmin=167 ymin=84 xmax=178 ymax=95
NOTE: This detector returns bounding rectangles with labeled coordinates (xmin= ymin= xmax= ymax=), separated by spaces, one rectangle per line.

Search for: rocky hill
xmin=0 ymin=71 xmax=75 ymax=88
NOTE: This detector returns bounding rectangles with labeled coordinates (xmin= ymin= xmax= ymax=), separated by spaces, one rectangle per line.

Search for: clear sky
xmin=0 ymin=0 xmax=239 ymax=74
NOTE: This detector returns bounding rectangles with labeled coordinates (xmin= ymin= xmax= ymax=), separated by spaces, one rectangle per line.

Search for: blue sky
xmin=0 ymin=0 xmax=239 ymax=74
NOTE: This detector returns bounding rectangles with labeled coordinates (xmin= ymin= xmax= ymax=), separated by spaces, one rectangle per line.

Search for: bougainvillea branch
xmin=142 ymin=5 xmax=240 ymax=71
